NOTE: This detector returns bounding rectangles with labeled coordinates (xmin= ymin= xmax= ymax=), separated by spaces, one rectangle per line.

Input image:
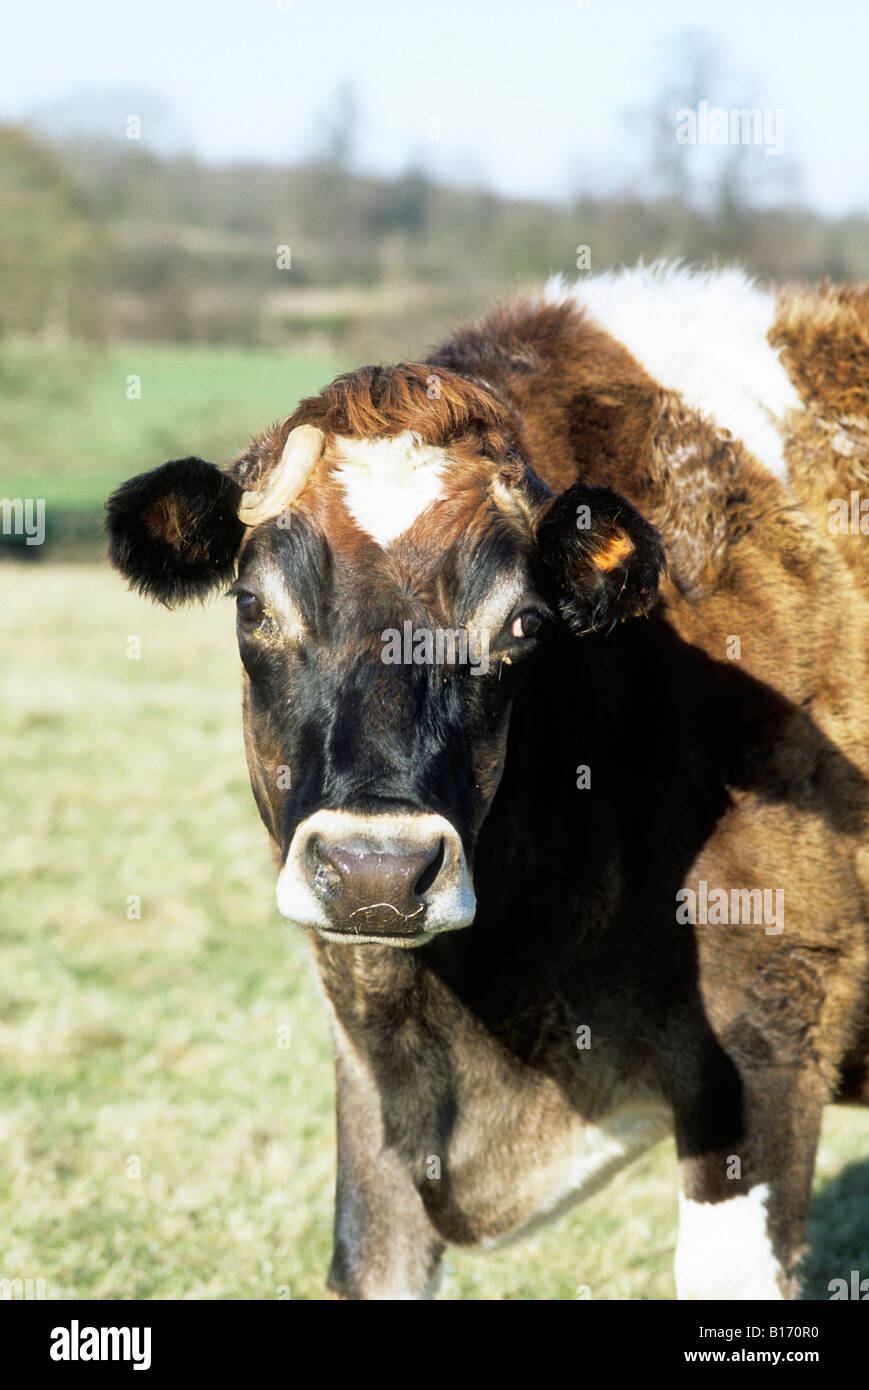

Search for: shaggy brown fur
xmin=773 ymin=285 xmax=869 ymax=601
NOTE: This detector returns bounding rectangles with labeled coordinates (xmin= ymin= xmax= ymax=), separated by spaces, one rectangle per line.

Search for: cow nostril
xmin=308 ymin=837 xmax=343 ymax=902
xmin=304 ymin=830 xmax=450 ymax=931
xmin=414 ymin=838 xmax=445 ymax=899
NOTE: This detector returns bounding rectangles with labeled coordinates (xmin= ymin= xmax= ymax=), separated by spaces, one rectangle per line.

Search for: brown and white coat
xmin=107 ymin=264 xmax=869 ymax=1299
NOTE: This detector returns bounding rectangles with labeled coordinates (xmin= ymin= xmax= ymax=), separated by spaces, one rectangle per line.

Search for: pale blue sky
xmin=3 ymin=0 xmax=868 ymax=213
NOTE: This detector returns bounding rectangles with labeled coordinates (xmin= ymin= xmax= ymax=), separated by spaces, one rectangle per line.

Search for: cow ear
xmin=535 ymin=483 xmax=666 ymax=634
xmin=106 ymin=457 xmax=246 ymax=606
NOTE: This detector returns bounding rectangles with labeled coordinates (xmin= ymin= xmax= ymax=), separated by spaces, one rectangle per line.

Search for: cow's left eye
xmin=511 ymin=609 xmax=542 ymax=639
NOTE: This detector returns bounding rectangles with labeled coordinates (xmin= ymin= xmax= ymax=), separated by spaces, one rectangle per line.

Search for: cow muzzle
xmin=276 ymin=810 xmax=476 ymax=945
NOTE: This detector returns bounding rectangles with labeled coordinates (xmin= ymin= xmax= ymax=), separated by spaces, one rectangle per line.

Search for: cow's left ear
xmin=106 ymin=457 xmax=246 ymax=606
xmin=535 ymin=483 xmax=666 ymax=634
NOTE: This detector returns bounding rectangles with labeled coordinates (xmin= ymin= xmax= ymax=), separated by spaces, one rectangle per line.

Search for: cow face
xmin=107 ymin=368 xmax=664 ymax=946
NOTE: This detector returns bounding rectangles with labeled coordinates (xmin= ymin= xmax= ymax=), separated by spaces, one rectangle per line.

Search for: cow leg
xmin=325 ymin=1042 xmax=445 ymax=1300
xmin=673 ymin=1065 xmax=825 ymax=1300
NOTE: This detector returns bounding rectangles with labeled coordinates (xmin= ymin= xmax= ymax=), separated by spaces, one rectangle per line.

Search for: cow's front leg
xmin=326 ymin=1042 xmax=445 ymax=1300
xmin=673 ymin=1064 xmax=825 ymax=1300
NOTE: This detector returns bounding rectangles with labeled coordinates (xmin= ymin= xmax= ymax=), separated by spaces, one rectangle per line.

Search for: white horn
xmin=238 ymin=424 xmax=325 ymax=526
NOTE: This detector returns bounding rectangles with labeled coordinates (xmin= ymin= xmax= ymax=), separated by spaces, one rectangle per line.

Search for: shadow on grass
xmin=801 ymin=1156 xmax=869 ymax=1299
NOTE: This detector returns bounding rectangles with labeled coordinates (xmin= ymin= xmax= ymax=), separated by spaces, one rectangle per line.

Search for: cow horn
xmin=238 ymin=424 xmax=325 ymax=525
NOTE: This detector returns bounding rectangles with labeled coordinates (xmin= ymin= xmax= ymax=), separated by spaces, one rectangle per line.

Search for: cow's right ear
xmin=106 ymin=457 xmax=246 ymax=606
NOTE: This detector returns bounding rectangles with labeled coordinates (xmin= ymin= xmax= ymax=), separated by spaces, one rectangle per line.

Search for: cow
xmin=106 ymin=264 xmax=869 ymax=1300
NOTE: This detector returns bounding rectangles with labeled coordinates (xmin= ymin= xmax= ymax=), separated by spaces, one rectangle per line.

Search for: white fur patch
xmin=675 ymin=1184 xmax=785 ymax=1299
xmin=332 ymin=430 xmax=450 ymax=547
xmin=543 ymin=1105 xmax=669 ymax=1214
xmin=546 ymin=263 xmax=803 ymax=480
xmin=489 ymin=1103 xmax=671 ymax=1248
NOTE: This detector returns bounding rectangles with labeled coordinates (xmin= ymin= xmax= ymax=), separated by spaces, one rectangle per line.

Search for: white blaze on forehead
xmin=331 ymin=430 xmax=451 ymax=547
xmin=674 ymin=1184 xmax=785 ymax=1299
xmin=546 ymin=263 xmax=803 ymax=481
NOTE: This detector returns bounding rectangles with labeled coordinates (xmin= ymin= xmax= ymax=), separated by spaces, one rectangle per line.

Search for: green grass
xmin=1 ymin=563 xmax=867 ymax=1299
xmin=0 ymin=344 xmax=346 ymax=512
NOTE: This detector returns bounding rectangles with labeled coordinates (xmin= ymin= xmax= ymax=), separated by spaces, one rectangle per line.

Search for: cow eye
xmin=236 ymin=592 xmax=264 ymax=624
xmin=511 ymin=608 xmax=542 ymax=639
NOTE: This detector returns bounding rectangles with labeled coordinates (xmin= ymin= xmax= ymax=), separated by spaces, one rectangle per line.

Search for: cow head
xmin=107 ymin=364 xmax=664 ymax=945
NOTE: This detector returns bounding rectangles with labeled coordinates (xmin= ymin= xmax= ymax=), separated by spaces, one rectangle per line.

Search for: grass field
xmin=0 ymin=343 xmax=347 ymax=514
xmin=1 ymin=562 xmax=868 ymax=1299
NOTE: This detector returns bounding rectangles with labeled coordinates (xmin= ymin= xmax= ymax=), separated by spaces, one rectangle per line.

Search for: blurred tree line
xmin=3 ymin=71 xmax=869 ymax=359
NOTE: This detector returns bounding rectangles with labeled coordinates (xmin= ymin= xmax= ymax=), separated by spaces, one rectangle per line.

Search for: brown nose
xmin=307 ymin=834 xmax=445 ymax=936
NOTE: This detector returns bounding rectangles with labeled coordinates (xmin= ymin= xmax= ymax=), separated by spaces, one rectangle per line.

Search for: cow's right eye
xmin=236 ymin=592 xmax=264 ymax=624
